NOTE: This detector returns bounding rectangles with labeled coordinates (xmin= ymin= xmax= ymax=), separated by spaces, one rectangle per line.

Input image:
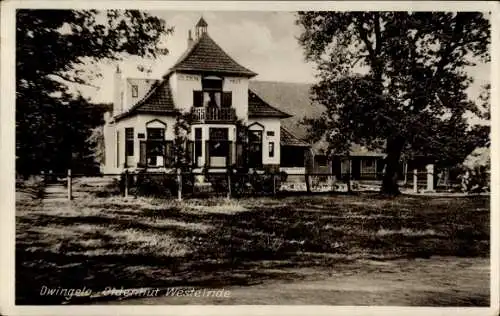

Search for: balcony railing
xmin=191 ymin=107 xmax=236 ymax=123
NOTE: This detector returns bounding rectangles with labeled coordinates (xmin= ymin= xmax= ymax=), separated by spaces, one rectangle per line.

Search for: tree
xmin=297 ymin=12 xmax=490 ymax=195
xmin=16 ymin=10 xmax=172 ymax=176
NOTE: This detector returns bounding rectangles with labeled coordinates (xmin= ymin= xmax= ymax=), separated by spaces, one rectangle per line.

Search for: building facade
xmin=102 ymin=18 xmax=307 ymax=175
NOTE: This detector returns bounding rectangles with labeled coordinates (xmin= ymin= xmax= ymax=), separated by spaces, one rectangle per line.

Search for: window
xmin=209 ymin=128 xmax=228 ymax=141
xmin=204 ymin=91 xmax=221 ymax=108
xmin=269 ymin=142 xmax=275 ymax=158
xmin=208 ymin=128 xmax=230 ymax=167
xmin=131 ymin=85 xmax=138 ymax=98
xmin=222 ymin=92 xmax=232 ymax=108
xmin=316 ymin=155 xmax=328 ymax=167
xmin=147 ymin=128 xmax=164 ymax=140
xmin=193 ymin=91 xmax=203 ymax=107
xmin=145 ymin=127 xmax=166 ymax=167
xmin=266 ymin=131 xmax=275 ymax=137
xmin=125 ymin=128 xmax=134 ymax=156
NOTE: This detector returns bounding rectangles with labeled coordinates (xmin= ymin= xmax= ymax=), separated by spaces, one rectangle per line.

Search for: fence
xmin=33 ymin=165 xmax=467 ymax=201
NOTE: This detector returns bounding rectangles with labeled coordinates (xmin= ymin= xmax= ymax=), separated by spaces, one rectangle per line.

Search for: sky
xmin=73 ymin=11 xmax=490 ymax=108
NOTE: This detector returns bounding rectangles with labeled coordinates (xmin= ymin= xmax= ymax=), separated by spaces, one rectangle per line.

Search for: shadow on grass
xmin=16 ymin=193 xmax=490 ymax=305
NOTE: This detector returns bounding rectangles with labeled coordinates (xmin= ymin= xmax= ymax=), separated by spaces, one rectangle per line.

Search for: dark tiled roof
xmin=280 ymin=127 xmax=310 ymax=147
xmin=114 ymin=81 xmax=178 ymax=121
xmin=248 ymin=90 xmax=292 ymax=118
xmin=249 ymin=81 xmax=385 ymax=157
xmin=169 ymin=33 xmax=257 ymax=77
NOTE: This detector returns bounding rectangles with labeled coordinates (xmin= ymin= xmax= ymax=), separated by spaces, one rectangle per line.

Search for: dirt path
xmin=95 ymin=256 xmax=489 ymax=306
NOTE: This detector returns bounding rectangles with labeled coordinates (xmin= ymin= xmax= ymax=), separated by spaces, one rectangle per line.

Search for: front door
xmin=248 ymin=130 xmax=263 ymax=168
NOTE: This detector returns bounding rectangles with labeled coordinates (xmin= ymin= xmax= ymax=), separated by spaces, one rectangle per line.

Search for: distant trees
xmin=297 ymin=12 xmax=490 ymax=194
xmin=16 ymin=10 xmax=172 ymax=176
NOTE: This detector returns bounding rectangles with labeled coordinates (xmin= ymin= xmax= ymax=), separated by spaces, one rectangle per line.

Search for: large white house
xmin=102 ymin=17 xmax=309 ymax=175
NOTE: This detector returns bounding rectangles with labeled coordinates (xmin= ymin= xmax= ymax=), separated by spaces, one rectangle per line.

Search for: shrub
xmin=460 ymin=166 xmax=489 ymax=193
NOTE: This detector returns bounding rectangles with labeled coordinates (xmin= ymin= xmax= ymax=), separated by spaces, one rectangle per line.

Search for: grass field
xmin=15 ymin=178 xmax=490 ymax=305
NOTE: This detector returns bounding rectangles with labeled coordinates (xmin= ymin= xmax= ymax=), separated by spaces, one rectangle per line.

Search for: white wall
xmin=103 ymin=116 xmax=116 ymax=174
xmin=170 ymin=73 xmax=202 ymax=113
xmin=168 ymin=72 xmax=249 ymax=120
xmin=223 ymin=77 xmax=248 ymax=121
xmin=248 ymin=118 xmax=281 ymax=165
xmin=123 ymin=78 xmax=156 ymax=113
xmin=104 ymin=115 xmax=177 ymax=171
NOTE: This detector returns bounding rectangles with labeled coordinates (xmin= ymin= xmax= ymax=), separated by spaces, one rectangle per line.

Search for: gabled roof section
xmin=280 ymin=127 xmax=310 ymax=147
xmin=114 ymin=81 xmax=178 ymax=121
xmin=168 ymin=32 xmax=257 ymax=77
xmin=248 ymin=89 xmax=292 ymax=118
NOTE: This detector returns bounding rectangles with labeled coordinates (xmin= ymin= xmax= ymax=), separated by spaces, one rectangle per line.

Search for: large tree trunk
xmin=380 ymin=136 xmax=405 ymax=195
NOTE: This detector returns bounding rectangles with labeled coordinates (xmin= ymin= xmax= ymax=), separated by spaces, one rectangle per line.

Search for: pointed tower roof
xmin=168 ymin=32 xmax=257 ymax=77
xmin=196 ymin=17 xmax=208 ymax=27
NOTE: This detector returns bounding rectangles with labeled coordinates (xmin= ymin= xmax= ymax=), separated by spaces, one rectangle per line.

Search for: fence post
xmin=41 ymin=171 xmax=45 ymax=185
xmin=426 ymin=164 xmax=434 ymax=192
xmin=273 ymin=174 xmax=277 ymax=196
xmin=67 ymin=169 xmax=72 ymax=200
xmin=227 ymin=170 xmax=232 ymax=199
xmin=413 ymin=169 xmax=418 ymax=193
xmin=305 ymin=173 xmax=311 ymax=193
xmin=177 ymin=168 xmax=182 ymax=201
xmin=124 ymin=170 xmax=129 ymax=198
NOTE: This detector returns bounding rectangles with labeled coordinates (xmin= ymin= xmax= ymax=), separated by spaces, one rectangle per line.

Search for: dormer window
xmin=131 ymin=85 xmax=138 ymax=98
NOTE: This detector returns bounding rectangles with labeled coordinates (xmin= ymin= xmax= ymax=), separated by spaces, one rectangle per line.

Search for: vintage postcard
xmin=1 ymin=1 xmax=498 ymax=315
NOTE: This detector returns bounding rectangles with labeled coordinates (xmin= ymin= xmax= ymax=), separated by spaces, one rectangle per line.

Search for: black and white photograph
xmin=1 ymin=0 xmax=498 ymax=314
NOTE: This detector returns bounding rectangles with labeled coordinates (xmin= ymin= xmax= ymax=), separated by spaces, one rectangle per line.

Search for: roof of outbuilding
xmin=248 ymin=90 xmax=292 ymax=118
xmin=280 ymin=127 xmax=310 ymax=147
xmin=114 ymin=81 xmax=178 ymax=121
xmin=167 ymin=32 xmax=257 ymax=77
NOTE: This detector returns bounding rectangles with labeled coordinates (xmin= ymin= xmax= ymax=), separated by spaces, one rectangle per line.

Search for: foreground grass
xmin=16 ymin=181 xmax=489 ymax=305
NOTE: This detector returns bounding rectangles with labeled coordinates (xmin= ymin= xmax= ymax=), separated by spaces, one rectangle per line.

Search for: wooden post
xmin=67 ymin=169 xmax=72 ymax=200
xmin=41 ymin=171 xmax=45 ymax=185
xmin=426 ymin=164 xmax=434 ymax=192
xmin=347 ymin=155 xmax=352 ymax=192
xmin=403 ymin=162 xmax=408 ymax=185
xmin=305 ymin=173 xmax=311 ymax=193
xmin=124 ymin=170 xmax=129 ymax=198
xmin=273 ymin=174 xmax=277 ymax=196
xmin=227 ymin=169 xmax=232 ymax=199
xmin=134 ymin=173 xmax=138 ymax=199
xmin=413 ymin=169 xmax=418 ymax=193
xmin=177 ymin=168 xmax=182 ymax=201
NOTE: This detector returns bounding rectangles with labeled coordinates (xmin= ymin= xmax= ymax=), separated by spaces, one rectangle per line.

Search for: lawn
xmin=15 ymin=178 xmax=490 ymax=305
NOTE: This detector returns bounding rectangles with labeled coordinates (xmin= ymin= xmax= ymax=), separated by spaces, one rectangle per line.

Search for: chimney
xmin=187 ymin=30 xmax=193 ymax=49
xmin=113 ymin=65 xmax=122 ymax=116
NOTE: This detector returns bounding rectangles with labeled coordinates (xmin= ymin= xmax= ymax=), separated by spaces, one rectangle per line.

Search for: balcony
xmin=191 ymin=107 xmax=236 ymax=123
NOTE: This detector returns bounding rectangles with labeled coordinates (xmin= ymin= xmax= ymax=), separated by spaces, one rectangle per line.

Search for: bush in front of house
xmin=460 ymin=166 xmax=489 ymax=194
xmin=121 ymin=171 xmax=174 ymax=198
xmin=17 ymin=175 xmax=46 ymax=199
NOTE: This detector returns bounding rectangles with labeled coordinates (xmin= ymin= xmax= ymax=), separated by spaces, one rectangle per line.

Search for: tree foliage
xmin=296 ymin=11 xmax=490 ymax=194
xmin=16 ymin=10 xmax=172 ymax=176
